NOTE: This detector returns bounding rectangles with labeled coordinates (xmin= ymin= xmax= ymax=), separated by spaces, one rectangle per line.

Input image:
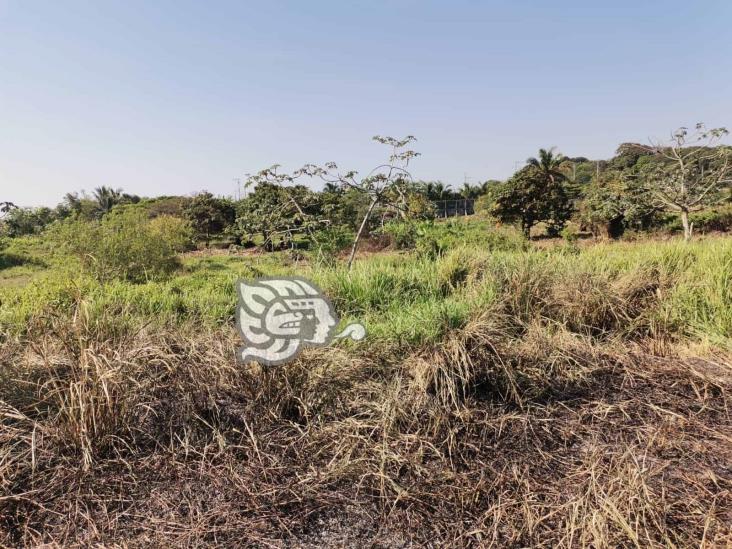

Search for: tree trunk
xmin=348 ymin=197 xmax=378 ymax=271
xmin=680 ymin=209 xmax=693 ymax=242
xmin=606 ymin=215 xmax=625 ymax=239
xmin=263 ymin=231 xmax=273 ymax=252
xmin=521 ymin=219 xmax=531 ymax=239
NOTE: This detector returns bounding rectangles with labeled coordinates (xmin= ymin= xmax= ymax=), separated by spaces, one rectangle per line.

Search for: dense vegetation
xmin=0 ymin=127 xmax=731 ymax=546
xmin=3 ymin=126 xmax=731 ymax=257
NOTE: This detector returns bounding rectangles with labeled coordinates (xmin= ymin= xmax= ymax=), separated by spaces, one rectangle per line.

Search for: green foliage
xmin=320 ymin=187 xmax=371 ymax=230
xmin=634 ymin=124 xmax=732 ymax=240
xmin=53 ymin=209 xmax=191 ymax=283
xmin=380 ymin=220 xmax=419 ymax=250
xmin=491 ymin=161 xmax=573 ymax=238
xmin=308 ymin=225 xmax=354 ymax=266
xmin=560 ymin=224 xmax=581 ymax=242
xmin=183 ymin=192 xmax=235 ymax=245
xmin=234 ymin=181 xmax=321 ymax=251
xmin=60 ymin=192 xmax=99 ymax=220
xmin=3 ymin=215 xmax=732 ymax=348
xmin=144 ymin=196 xmax=191 ymax=218
xmin=659 ymin=204 xmax=732 ymax=234
xmin=379 ymin=218 xmax=527 ymax=258
xmin=578 ymin=173 xmax=658 ymax=238
xmin=416 ymin=219 xmax=527 ymax=258
xmin=1 ymin=205 xmax=71 ymax=237
xmin=418 ymin=180 xmax=454 ymax=201
xmin=474 ymin=193 xmax=495 ymax=216
xmin=402 ymin=190 xmax=436 ymax=219
xmin=91 ymin=186 xmax=140 ymax=216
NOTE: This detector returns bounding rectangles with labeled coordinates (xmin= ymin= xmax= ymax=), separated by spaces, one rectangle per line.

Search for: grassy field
xmin=1 ymin=221 xmax=731 ymax=546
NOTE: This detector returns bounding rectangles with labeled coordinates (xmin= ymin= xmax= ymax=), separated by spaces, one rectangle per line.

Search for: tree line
xmin=2 ymin=123 xmax=731 ymax=259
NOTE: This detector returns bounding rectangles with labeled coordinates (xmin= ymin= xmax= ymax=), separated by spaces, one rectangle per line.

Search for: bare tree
xmin=302 ymin=135 xmax=419 ymax=269
xmin=242 ymin=136 xmax=419 ymax=268
xmin=637 ymin=123 xmax=732 ymax=241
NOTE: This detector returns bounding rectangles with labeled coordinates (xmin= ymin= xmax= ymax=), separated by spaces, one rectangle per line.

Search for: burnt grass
xmin=1 ymin=313 xmax=730 ymax=548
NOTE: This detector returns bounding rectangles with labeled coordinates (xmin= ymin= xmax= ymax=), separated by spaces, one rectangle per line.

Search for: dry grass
xmin=2 ymin=235 xmax=732 ymax=546
xmin=1 ymin=298 xmax=730 ymax=547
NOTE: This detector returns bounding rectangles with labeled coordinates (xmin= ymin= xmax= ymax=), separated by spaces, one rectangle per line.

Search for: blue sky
xmin=1 ymin=0 xmax=730 ymax=207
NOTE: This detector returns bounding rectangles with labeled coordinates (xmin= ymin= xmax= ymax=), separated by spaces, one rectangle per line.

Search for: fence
xmin=433 ymin=199 xmax=475 ymax=218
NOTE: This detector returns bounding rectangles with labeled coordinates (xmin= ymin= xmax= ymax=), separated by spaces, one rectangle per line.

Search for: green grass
xmin=2 ymin=220 xmax=731 ymax=547
xmin=2 ymin=225 xmax=731 ymax=348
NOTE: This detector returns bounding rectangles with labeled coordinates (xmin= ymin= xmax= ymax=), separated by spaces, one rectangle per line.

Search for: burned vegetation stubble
xmin=1 ymin=275 xmax=730 ymax=547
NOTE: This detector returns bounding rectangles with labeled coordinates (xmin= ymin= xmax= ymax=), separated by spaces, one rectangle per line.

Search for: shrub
xmin=415 ymin=219 xmax=527 ymax=258
xmin=308 ymin=225 xmax=354 ymax=265
xmin=655 ymin=205 xmax=732 ymax=235
xmin=380 ymin=220 xmax=418 ymax=250
xmin=690 ymin=205 xmax=732 ymax=233
xmin=145 ymin=196 xmax=191 ymax=218
xmin=54 ymin=209 xmax=190 ymax=283
xmin=474 ymin=193 xmax=494 ymax=216
xmin=560 ymin=224 xmax=581 ymax=243
xmin=148 ymin=215 xmax=195 ymax=253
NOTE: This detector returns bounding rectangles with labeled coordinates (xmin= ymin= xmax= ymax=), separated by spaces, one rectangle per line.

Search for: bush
xmin=148 ymin=215 xmax=195 ymax=253
xmin=380 ymin=221 xmax=418 ymax=250
xmin=474 ymin=193 xmax=494 ymax=216
xmin=690 ymin=205 xmax=732 ymax=233
xmin=378 ymin=219 xmax=527 ymax=258
xmin=655 ymin=205 xmax=732 ymax=235
xmin=145 ymin=196 xmax=191 ymax=218
xmin=309 ymin=225 xmax=354 ymax=265
xmin=414 ymin=219 xmax=527 ymax=258
xmin=183 ymin=192 xmax=235 ymax=246
xmin=560 ymin=224 xmax=581 ymax=243
xmin=54 ymin=209 xmax=192 ymax=283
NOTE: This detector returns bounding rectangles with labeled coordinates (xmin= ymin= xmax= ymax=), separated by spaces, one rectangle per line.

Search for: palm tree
xmin=459 ymin=182 xmax=481 ymax=199
xmin=323 ymin=181 xmax=341 ymax=194
xmin=526 ymin=147 xmax=570 ymax=184
xmin=92 ymin=186 xmax=123 ymax=215
xmin=423 ymin=181 xmax=450 ymax=201
xmin=0 ymin=201 xmax=16 ymax=216
xmin=524 ymin=148 xmax=575 ymax=236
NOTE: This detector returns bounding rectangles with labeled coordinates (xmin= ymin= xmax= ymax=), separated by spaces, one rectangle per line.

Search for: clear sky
xmin=1 ymin=0 xmax=730 ymax=207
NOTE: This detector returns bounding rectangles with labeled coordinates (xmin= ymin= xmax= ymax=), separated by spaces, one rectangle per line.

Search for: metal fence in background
xmin=433 ymin=199 xmax=475 ymax=218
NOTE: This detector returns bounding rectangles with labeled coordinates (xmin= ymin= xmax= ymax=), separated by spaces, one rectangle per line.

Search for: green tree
xmin=241 ymin=136 xmax=420 ymax=266
xmin=91 ymin=186 xmax=140 ymax=217
xmin=492 ymin=155 xmax=573 ymax=238
xmin=0 ymin=201 xmax=16 ymax=215
xmin=0 ymin=202 xmax=17 ymax=250
xmin=459 ymin=182 xmax=482 ymax=199
xmin=234 ymin=178 xmax=320 ymax=251
xmin=420 ymin=181 xmax=452 ymax=201
xmin=526 ymin=147 xmax=570 ymax=184
xmin=61 ymin=192 xmax=98 ymax=219
xmin=2 ymin=207 xmax=56 ymax=237
xmin=579 ymin=174 xmax=657 ymax=238
xmin=183 ymin=191 xmax=235 ymax=246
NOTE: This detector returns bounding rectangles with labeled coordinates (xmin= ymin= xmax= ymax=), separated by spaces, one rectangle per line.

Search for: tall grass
xmin=3 ymin=236 xmax=731 ymax=347
xmin=1 ymin=232 xmax=731 ymax=545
